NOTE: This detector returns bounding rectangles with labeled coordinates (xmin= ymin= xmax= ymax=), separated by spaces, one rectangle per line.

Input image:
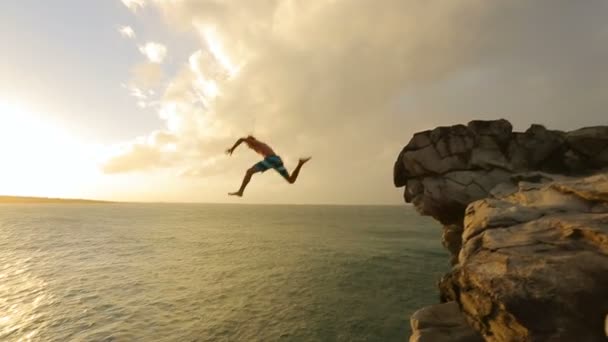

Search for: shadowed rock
xmin=394 ymin=120 xmax=608 ymax=226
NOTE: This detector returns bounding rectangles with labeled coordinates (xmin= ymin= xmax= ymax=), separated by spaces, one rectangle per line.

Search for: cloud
xmin=118 ymin=25 xmax=136 ymax=39
xmin=122 ymin=62 xmax=164 ymax=109
xmin=102 ymin=131 xmax=177 ymax=173
xmin=106 ymin=0 xmax=608 ymax=203
xmin=121 ymin=0 xmax=146 ymax=12
xmin=139 ymin=42 xmax=167 ymax=63
xmin=130 ymin=62 xmax=163 ymax=88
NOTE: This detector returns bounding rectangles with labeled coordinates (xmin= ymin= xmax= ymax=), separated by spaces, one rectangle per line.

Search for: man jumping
xmin=225 ymin=135 xmax=311 ymax=197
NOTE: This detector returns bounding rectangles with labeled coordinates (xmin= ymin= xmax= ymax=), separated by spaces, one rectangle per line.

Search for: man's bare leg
xmin=229 ymin=168 xmax=257 ymax=197
xmin=287 ymin=157 xmax=311 ymax=184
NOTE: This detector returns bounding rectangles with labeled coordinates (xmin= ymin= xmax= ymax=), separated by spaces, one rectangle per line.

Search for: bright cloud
xmin=121 ymin=0 xmax=145 ymax=12
xmin=106 ymin=0 xmax=608 ymax=203
xmin=139 ymin=42 xmax=167 ymax=63
xmin=118 ymin=25 xmax=136 ymax=39
xmin=118 ymin=26 xmax=135 ymax=39
xmin=102 ymin=130 xmax=177 ymax=173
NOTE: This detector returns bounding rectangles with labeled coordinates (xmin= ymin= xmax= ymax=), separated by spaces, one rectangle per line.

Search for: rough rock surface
xmin=442 ymin=173 xmax=608 ymax=341
xmin=394 ymin=120 xmax=608 ymax=226
xmin=409 ymin=302 xmax=483 ymax=342
xmin=395 ymin=120 xmax=608 ymax=341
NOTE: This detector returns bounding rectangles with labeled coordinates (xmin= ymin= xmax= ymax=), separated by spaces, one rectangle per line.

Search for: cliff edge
xmin=394 ymin=120 xmax=608 ymax=341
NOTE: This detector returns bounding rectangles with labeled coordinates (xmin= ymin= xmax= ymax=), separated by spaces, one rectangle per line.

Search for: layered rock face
xmin=395 ymin=120 xmax=608 ymax=341
xmin=442 ymin=173 xmax=608 ymax=341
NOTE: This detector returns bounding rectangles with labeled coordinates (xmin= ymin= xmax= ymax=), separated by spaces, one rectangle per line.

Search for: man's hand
xmin=226 ymin=137 xmax=245 ymax=156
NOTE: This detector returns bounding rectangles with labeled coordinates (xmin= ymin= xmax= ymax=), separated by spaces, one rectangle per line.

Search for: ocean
xmin=0 ymin=204 xmax=448 ymax=341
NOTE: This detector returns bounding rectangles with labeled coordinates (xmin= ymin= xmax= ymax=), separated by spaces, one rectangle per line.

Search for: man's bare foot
xmin=299 ymin=157 xmax=312 ymax=165
xmin=228 ymin=191 xmax=243 ymax=197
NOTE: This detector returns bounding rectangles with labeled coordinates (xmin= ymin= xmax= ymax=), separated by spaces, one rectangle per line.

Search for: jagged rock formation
xmin=441 ymin=173 xmax=608 ymax=341
xmin=395 ymin=120 xmax=608 ymax=341
xmin=394 ymin=120 xmax=608 ymax=263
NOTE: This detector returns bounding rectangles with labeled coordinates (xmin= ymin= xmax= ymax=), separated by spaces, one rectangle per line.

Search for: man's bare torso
xmin=247 ymin=139 xmax=276 ymax=157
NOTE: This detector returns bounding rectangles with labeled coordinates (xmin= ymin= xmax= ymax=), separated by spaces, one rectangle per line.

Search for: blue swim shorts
xmin=254 ymin=155 xmax=289 ymax=179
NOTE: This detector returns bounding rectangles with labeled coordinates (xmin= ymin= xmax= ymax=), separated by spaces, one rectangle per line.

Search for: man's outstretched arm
xmin=226 ymin=137 xmax=246 ymax=155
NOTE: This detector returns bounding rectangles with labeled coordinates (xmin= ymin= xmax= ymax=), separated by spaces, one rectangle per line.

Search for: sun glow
xmin=0 ymin=101 xmax=100 ymax=198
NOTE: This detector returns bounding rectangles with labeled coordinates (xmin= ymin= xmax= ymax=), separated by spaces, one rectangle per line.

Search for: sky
xmin=0 ymin=0 xmax=607 ymax=205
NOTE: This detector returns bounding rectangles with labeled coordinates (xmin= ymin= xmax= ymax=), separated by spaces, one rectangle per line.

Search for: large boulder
xmin=566 ymin=127 xmax=608 ymax=166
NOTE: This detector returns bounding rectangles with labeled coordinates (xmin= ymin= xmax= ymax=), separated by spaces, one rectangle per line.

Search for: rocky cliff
xmin=394 ymin=120 xmax=608 ymax=341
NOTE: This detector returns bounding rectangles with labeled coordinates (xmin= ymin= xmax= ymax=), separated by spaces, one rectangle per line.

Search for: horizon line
xmin=0 ymin=195 xmax=407 ymax=207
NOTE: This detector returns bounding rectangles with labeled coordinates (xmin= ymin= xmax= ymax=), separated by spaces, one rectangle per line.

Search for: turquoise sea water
xmin=0 ymin=204 xmax=447 ymax=341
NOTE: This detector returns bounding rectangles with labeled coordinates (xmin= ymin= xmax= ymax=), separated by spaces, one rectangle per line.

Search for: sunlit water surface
xmin=0 ymin=204 xmax=447 ymax=341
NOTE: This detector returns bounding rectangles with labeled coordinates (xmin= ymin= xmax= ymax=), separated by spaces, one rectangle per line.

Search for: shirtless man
xmin=225 ymin=135 xmax=311 ymax=197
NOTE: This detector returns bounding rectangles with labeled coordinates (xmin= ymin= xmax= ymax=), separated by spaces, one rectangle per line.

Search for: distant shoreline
xmin=0 ymin=196 xmax=112 ymax=204
xmin=0 ymin=196 xmax=404 ymax=206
